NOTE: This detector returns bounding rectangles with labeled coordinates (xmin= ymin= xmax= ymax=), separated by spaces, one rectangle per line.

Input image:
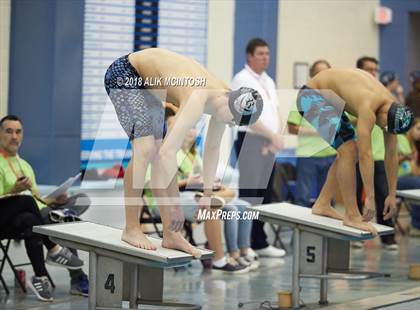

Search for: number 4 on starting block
xmin=97 ymin=256 xmax=123 ymax=307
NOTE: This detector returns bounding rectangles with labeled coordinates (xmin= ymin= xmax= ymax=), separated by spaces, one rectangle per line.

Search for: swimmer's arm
xmin=383 ymin=132 xmax=398 ymax=197
xmin=276 ymin=104 xmax=284 ymax=134
xmin=357 ymin=111 xmax=375 ymax=199
xmin=202 ymin=117 xmax=225 ymax=197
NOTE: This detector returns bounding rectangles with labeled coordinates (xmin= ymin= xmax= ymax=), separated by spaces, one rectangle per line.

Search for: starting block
xmin=34 ymin=222 xmax=212 ymax=310
xmin=397 ymin=189 xmax=420 ymax=205
xmin=248 ymin=203 xmax=394 ymax=309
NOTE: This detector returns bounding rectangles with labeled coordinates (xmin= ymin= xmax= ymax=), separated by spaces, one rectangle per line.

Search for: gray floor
xmin=1 ymin=188 xmax=420 ymax=309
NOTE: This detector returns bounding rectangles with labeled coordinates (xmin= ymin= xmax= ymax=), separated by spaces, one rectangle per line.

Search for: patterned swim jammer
xmin=296 ymin=86 xmax=356 ymax=150
xmin=104 ymin=54 xmax=165 ymax=140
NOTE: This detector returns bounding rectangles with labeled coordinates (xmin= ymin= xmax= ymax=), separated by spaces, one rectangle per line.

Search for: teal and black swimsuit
xmin=297 ymin=86 xmax=356 ymax=150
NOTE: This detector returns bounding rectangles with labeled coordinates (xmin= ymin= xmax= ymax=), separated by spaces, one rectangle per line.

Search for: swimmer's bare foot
xmin=162 ymin=231 xmax=202 ymax=258
xmin=312 ymin=203 xmax=344 ymax=220
xmin=343 ymin=215 xmax=378 ymax=236
xmin=122 ymin=227 xmax=157 ymax=250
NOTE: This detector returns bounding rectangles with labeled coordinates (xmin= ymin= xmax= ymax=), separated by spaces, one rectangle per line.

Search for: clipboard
xmin=43 ymin=173 xmax=82 ymax=200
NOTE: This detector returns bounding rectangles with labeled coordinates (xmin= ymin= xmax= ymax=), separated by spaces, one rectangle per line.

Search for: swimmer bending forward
xmin=297 ymin=68 xmax=414 ymax=235
xmin=104 ymin=48 xmax=263 ymax=256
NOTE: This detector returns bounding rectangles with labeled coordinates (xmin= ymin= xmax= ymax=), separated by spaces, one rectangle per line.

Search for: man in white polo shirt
xmin=231 ymin=38 xmax=285 ymax=258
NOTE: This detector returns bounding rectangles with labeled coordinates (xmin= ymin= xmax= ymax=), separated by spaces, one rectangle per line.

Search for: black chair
xmin=0 ymin=233 xmax=55 ymax=295
xmin=139 ymin=205 xmax=163 ymax=238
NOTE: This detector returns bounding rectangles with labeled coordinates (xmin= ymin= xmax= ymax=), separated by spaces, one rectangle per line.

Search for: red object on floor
xmin=102 ymin=164 xmax=125 ymax=178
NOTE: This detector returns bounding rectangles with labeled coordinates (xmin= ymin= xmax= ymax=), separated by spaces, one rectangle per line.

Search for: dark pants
xmin=295 ymin=156 xmax=336 ymax=208
xmin=235 ymin=132 xmax=276 ymax=250
xmin=0 ymin=195 xmax=55 ymax=277
xmin=356 ymin=161 xmax=395 ymax=244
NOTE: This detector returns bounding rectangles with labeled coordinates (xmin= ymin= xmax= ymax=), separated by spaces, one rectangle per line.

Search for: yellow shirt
xmin=0 ymin=154 xmax=47 ymax=209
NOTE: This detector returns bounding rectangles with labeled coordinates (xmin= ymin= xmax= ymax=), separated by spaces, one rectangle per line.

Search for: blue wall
xmin=9 ymin=0 xmax=84 ymax=184
xmin=233 ymin=0 xmax=278 ymax=78
xmin=380 ymin=0 xmax=420 ymax=91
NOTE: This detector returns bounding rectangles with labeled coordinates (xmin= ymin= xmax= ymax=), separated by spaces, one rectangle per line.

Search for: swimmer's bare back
xmin=128 ymin=48 xmax=227 ymax=106
xmin=306 ymin=68 xmax=395 ymax=117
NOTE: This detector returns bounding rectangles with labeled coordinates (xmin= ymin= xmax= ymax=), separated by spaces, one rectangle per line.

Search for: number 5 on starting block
xmin=299 ymin=232 xmax=324 ymax=274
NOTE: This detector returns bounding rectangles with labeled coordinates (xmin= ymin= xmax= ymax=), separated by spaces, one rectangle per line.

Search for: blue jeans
xmin=222 ymin=199 xmax=252 ymax=253
xmin=295 ymin=156 xmax=335 ymax=208
xmin=397 ymin=175 xmax=420 ymax=229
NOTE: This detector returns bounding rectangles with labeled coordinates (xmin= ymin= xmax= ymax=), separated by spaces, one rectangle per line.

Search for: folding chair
xmin=139 ymin=205 xmax=163 ymax=238
xmin=0 ymin=234 xmax=55 ymax=294
xmin=0 ymin=244 xmax=8 ymax=294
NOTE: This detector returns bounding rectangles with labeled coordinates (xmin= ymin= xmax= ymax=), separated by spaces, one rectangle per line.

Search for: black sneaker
xmin=28 ymin=276 xmax=53 ymax=302
xmin=212 ymin=257 xmax=249 ymax=274
xmin=70 ymin=274 xmax=89 ymax=297
xmin=382 ymin=240 xmax=399 ymax=251
xmin=351 ymin=241 xmax=363 ymax=249
xmin=46 ymin=247 xmax=84 ymax=270
xmin=200 ymin=242 xmax=213 ymax=269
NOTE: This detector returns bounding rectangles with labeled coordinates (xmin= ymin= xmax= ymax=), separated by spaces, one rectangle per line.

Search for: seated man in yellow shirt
xmin=0 ymin=115 xmax=89 ymax=298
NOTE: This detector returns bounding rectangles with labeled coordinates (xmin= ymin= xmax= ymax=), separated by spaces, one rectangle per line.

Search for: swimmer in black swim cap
xmin=295 ymin=68 xmax=415 ymax=237
xmin=385 ymin=102 xmax=414 ymax=134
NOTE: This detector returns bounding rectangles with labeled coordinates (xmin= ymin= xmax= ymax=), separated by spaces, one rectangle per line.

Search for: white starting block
xmin=397 ymin=189 xmax=420 ymax=205
xmin=396 ymin=190 xmax=419 ymax=233
xmin=33 ymin=222 xmax=213 ymax=310
xmin=248 ymin=203 xmax=394 ymax=309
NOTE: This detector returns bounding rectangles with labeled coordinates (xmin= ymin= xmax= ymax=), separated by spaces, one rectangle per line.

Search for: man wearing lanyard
xmin=0 ymin=115 xmax=90 ymax=297
xmin=231 ymin=38 xmax=285 ymax=258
